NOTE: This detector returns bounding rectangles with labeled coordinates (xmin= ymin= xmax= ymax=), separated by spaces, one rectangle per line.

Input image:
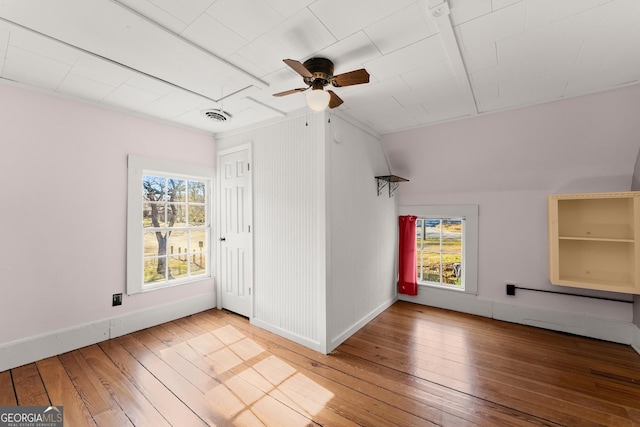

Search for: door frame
xmin=216 ymin=143 xmax=253 ymax=317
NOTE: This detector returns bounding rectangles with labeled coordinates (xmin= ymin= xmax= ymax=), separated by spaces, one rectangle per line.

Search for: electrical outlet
xmin=506 ymin=284 xmax=516 ymax=296
xmin=112 ymin=293 xmax=122 ymax=306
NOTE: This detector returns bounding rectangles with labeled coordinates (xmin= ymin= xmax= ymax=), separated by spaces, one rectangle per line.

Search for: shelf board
xmin=556 ymin=276 xmax=636 ymax=293
xmin=558 ymin=236 xmax=634 ymax=243
xmin=375 ymin=175 xmax=409 ymax=182
xmin=375 ymin=175 xmax=409 ymax=197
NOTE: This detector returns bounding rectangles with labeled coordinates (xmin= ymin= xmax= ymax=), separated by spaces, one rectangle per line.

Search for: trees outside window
xmin=142 ymin=175 xmax=208 ymax=285
xmin=127 ymin=155 xmax=213 ymax=295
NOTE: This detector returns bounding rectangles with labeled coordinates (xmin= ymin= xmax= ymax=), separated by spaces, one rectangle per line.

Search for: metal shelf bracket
xmin=375 ymin=175 xmax=409 ymax=197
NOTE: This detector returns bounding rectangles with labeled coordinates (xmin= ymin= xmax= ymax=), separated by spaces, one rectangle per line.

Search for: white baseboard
xmin=399 ymin=286 xmax=639 ymax=349
xmin=492 ymin=302 xmax=637 ymax=344
xmin=0 ymin=294 xmax=216 ymax=372
xmin=250 ymin=318 xmax=322 ymax=353
xmin=329 ymin=297 xmax=397 ymax=353
xmin=399 ymin=286 xmax=494 ymax=317
xmin=108 ymin=294 xmax=215 ymax=339
xmin=632 ymin=324 xmax=640 ymax=356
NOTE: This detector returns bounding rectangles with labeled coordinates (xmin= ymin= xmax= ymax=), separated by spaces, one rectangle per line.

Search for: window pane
xmin=168 ymin=230 xmax=188 ymax=255
xmin=143 ymin=176 xmax=165 ymax=201
xmin=190 ymin=252 xmax=207 ymax=276
xmin=190 ymin=229 xmax=206 ymax=251
xmin=189 ymin=205 xmax=205 ymax=226
xmin=416 ymin=219 xmax=423 ymax=238
xmin=137 ymin=167 xmax=210 ymax=291
xmin=442 ymin=231 xmax=462 ymax=253
xmin=144 ymin=257 xmax=165 ymax=283
xmin=423 ymin=220 xmax=441 ymax=252
xmin=442 ymin=219 xmax=462 ymax=252
xmin=443 ymin=254 xmax=462 ymax=285
xmin=415 ymin=216 xmax=464 ymax=287
xmin=168 ymin=256 xmax=188 ymax=279
xmin=143 ymin=203 xmax=165 ymax=228
xmin=168 ymin=179 xmax=186 ymax=202
xmin=166 ymin=204 xmax=186 ymax=227
xmin=144 ymin=231 xmax=161 ymax=257
xmin=189 ymin=181 xmax=206 ymax=203
xmin=422 ymin=252 xmax=441 ymax=282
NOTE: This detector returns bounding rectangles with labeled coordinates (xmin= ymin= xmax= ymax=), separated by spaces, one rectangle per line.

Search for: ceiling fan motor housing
xmin=303 ymin=58 xmax=334 ymax=87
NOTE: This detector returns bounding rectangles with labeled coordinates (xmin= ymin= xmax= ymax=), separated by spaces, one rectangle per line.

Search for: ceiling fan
xmin=273 ymin=58 xmax=370 ymax=111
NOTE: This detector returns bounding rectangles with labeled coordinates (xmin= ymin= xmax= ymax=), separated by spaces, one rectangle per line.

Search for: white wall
xmin=0 ymin=83 xmax=216 ymax=370
xmin=216 ymin=113 xmax=328 ymax=351
xmin=216 ymin=111 xmax=397 ymax=353
xmin=326 ymin=116 xmax=396 ymax=350
xmin=382 ymin=84 xmax=640 ymax=343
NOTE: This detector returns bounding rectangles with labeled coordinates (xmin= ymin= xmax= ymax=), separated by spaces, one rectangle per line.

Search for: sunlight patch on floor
xmin=161 ymin=323 xmax=334 ymax=425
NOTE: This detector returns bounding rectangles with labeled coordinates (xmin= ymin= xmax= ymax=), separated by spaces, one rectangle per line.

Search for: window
xmin=127 ymin=155 xmax=214 ymax=294
xmin=416 ymin=217 xmax=464 ymax=288
xmin=400 ymin=205 xmax=478 ymax=295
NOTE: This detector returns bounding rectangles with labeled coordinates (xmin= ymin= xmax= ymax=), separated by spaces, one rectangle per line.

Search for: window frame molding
xmin=127 ymin=155 xmax=215 ymax=295
xmin=399 ymin=204 xmax=479 ymax=295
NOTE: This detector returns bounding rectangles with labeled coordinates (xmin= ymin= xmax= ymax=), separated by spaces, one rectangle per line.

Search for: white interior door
xmin=218 ymin=146 xmax=252 ymax=317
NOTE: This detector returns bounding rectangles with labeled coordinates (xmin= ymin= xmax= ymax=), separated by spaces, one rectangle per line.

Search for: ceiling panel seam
xmin=0 ymin=15 xmax=232 ymax=106
xmin=110 ymin=0 xmax=269 ymax=90
xmin=428 ymin=0 xmax=479 ymax=116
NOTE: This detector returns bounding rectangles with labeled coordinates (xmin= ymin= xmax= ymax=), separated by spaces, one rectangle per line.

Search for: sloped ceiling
xmin=0 ymin=0 xmax=638 ymax=135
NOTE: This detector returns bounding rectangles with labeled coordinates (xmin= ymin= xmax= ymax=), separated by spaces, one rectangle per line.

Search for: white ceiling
xmin=0 ymin=0 xmax=638 ymax=135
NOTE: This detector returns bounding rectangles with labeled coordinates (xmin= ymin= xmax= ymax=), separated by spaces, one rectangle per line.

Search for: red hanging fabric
xmin=398 ymin=215 xmax=418 ymax=296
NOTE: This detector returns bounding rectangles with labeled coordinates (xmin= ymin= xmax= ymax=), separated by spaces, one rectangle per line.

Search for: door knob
xmin=220 ymin=237 xmax=226 ymax=241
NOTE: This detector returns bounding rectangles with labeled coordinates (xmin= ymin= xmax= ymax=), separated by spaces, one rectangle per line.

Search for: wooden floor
xmin=1 ymin=301 xmax=640 ymax=426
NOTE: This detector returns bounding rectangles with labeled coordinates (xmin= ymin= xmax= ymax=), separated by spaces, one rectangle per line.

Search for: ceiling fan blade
xmin=273 ymin=87 xmax=308 ymax=97
xmin=328 ymin=90 xmax=344 ymax=108
xmin=331 ymin=69 xmax=370 ymax=87
xmin=283 ymin=59 xmax=313 ymax=78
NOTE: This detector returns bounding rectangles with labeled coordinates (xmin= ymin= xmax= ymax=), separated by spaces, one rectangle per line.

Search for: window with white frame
xmin=400 ymin=205 xmax=478 ymax=295
xmin=416 ymin=217 xmax=464 ymax=288
xmin=127 ymin=155 xmax=214 ymax=294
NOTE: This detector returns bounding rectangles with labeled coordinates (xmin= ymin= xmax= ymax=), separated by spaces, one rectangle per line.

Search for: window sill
xmin=418 ymin=282 xmax=467 ymax=293
xmin=139 ymin=275 xmax=212 ymax=294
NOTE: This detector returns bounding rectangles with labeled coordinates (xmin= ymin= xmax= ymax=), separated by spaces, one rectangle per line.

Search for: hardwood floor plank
xmin=340 ymin=332 xmax=631 ymax=426
xmin=343 ymin=331 xmax=629 ymax=417
xmin=132 ymin=322 xmax=327 ymax=426
xmin=148 ymin=314 xmax=366 ymax=426
xmin=3 ymin=301 xmax=640 ymax=426
xmin=12 ymin=363 xmax=50 ymax=406
xmin=79 ymin=344 xmax=171 ymax=427
xmin=115 ymin=333 xmax=236 ymax=425
xmin=36 ymin=356 xmax=95 ymax=426
xmin=372 ymin=307 xmax=637 ymax=385
xmin=0 ymin=370 xmax=17 ymax=406
xmin=201 ymin=310 xmax=558 ymax=427
xmin=186 ymin=311 xmax=448 ymax=426
xmin=134 ymin=328 xmax=220 ymax=392
xmin=58 ymin=351 xmax=134 ymax=427
xmin=99 ymin=338 xmax=209 ymax=427
xmin=329 ymin=349 xmax=559 ymax=427
xmin=218 ymin=306 xmax=638 ymax=427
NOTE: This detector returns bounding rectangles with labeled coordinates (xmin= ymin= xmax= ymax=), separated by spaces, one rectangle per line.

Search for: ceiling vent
xmin=201 ymin=109 xmax=232 ymax=123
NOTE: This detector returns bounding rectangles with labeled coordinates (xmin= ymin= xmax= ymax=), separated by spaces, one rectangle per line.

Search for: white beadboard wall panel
xmin=326 ymin=115 xmax=397 ymax=350
xmin=216 ymin=112 xmax=327 ymax=347
xmin=216 ymin=111 xmax=397 ymax=354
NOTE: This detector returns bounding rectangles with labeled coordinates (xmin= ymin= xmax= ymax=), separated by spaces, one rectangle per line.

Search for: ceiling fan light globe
xmin=306 ymin=89 xmax=330 ymax=111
